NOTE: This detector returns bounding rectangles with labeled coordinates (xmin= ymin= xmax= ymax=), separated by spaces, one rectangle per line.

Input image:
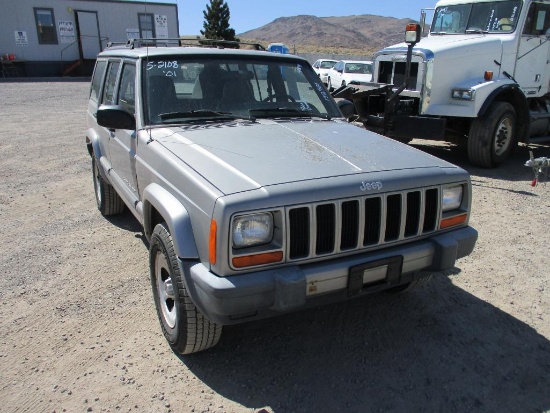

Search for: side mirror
xmin=336 ymin=99 xmax=355 ymax=120
xmin=96 ymin=105 xmax=136 ymax=130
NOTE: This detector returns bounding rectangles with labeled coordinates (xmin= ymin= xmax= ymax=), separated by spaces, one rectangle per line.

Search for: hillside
xmin=239 ymin=14 xmax=417 ymax=55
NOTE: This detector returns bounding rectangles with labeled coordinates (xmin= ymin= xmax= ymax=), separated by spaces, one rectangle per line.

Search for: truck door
xmin=514 ymin=1 xmax=550 ymax=97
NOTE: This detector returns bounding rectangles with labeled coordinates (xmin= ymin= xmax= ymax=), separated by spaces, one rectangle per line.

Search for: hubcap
xmin=154 ymin=251 xmax=176 ymax=328
xmin=494 ymin=117 xmax=513 ymax=156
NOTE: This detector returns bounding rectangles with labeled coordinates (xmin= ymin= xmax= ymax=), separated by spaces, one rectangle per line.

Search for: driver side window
xmin=101 ymin=61 xmax=120 ymax=105
xmin=523 ymin=3 xmax=550 ymax=35
xmin=118 ymin=64 xmax=136 ymax=114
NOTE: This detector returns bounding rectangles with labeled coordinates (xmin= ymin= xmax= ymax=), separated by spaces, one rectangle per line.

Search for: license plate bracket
xmin=348 ymin=256 xmax=403 ymax=296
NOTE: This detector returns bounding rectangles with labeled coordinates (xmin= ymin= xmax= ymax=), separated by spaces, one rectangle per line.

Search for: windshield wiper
xmin=249 ymin=107 xmax=331 ymax=120
xmin=465 ymin=28 xmax=488 ymax=34
xmin=158 ymin=109 xmax=256 ymax=122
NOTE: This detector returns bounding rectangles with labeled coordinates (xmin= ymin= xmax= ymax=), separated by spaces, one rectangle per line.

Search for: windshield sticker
xmin=314 ymin=82 xmax=331 ymax=101
xmin=146 ymin=60 xmax=179 ymax=77
xmin=299 ymin=101 xmax=312 ymax=111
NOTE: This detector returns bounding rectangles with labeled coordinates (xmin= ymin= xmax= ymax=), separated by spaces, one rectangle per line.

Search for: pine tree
xmin=200 ymin=0 xmax=238 ymax=44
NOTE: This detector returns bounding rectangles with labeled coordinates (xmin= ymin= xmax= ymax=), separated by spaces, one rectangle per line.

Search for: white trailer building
xmin=0 ymin=0 xmax=179 ymax=77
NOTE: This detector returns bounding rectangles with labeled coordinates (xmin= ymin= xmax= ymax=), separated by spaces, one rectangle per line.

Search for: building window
xmin=34 ymin=8 xmax=58 ymax=44
xmin=138 ymin=13 xmax=155 ymax=39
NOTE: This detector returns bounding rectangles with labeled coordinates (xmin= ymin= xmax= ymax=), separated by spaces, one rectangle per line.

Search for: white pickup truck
xmin=337 ymin=0 xmax=550 ymax=167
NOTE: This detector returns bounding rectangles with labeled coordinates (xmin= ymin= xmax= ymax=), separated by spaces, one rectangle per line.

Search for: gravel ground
xmin=0 ymin=80 xmax=549 ymax=413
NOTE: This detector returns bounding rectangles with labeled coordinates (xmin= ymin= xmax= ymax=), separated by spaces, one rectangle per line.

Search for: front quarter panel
xmin=142 ymin=183 xmax=199 ymax=259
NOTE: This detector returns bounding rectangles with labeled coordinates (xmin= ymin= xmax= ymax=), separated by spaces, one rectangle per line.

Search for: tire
xmin=467 ymin=102 xmax=517 ymax=168
xmin=341 ymin=80 xmax=346 ymax=87
xmin=327 ymin=77 xmax=332 ymax=92
xmin=386 ymin=275 xmax=432 ymax=294
xmin=92 ymin=156 xmax=125 ymax=216
xmin=150 ymin=222 xmax=222 ymax=354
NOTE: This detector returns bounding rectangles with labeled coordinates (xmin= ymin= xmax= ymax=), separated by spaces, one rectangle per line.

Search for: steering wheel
xmin=262 ymin=94 xmax=296 ymax=103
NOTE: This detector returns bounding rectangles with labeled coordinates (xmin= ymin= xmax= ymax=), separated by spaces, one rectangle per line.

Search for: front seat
xmin=147 ymin=76 xmax=178 ymax=123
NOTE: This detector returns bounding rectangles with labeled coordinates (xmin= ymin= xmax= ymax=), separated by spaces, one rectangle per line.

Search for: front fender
xmin=85 ymin=127 xmax=109 ymax=181
xmin=423 ymin=79 xmax=520 ymax=118
xmin=142 ymin=183 xmax=199 ymax=259
xmin=476 ymin=83 xmax=530 ymax=143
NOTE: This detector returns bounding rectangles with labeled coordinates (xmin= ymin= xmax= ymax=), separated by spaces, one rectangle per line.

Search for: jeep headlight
xmin=442 ymin=185 xmax=463 ymax=211
xmin=232 ymin=213 xmax=273 ymax=248
xmin=452 ymin=88 xmax=475 ymax=100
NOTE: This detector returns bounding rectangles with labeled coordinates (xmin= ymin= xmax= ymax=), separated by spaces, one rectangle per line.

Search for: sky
xmin=149 ymin=0 xmax=433 ymax=36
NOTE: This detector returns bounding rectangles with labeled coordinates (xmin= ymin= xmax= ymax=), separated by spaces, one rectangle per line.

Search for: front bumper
xmin=183 ymin=226 xmax=477 ymax=325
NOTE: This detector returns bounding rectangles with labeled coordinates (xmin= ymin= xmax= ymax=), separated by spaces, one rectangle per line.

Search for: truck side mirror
xmin=405 ymin=23 xmax=422 ymax=45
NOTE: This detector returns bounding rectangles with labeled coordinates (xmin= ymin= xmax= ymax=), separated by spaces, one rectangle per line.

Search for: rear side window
xmin=90 ymin=60 xmax=107 ymax=102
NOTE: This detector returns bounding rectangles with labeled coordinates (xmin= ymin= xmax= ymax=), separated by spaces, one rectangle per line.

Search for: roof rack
xmin=106 ymin=37 xmax=266 ymax=51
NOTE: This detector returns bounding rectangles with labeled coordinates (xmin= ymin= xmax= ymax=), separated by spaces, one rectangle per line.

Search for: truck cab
xmin=338 ymin=0 xmax=550 ymax=167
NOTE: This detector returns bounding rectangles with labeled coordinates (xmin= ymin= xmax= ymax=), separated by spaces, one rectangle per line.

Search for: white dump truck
xmin=336 ymin=0 xmax=550 ymax=167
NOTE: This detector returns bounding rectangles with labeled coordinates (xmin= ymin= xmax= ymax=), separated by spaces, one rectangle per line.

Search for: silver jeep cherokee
xmin=86 ymin=38 xmax=477 ymax=354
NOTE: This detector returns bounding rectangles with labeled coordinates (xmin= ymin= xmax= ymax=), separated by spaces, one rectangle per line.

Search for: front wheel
xmin=150 ymin=222 xmax=222 ymax=354
xmin=468 ymin=102 xmax=517 ymax=167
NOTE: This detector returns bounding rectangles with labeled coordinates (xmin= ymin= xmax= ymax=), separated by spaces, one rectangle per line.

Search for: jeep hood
xmin=151 ymin=119 xmax=456 ymax=195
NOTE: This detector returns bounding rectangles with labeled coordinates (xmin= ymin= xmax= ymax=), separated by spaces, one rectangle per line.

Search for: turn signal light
xmin=484 ymin=71 xmax=493 ymax=81
xmin=232 ymin=251 xmax=283 ymax=268
xmin=440 ymin=214 xmax=468 ymax=229
xmin=405 ymin=23 xmax=422 ymax=44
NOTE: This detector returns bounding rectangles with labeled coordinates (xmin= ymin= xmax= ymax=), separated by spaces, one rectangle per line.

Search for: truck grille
xmin=378 ymin=61 xmax=420 ymax=91
xmin=287 ymin=188 xmax=439 ymax=260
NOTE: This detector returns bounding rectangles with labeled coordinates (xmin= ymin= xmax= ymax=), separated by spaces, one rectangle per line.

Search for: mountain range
xmin=238 ymin=14 xmax=419 ymax=55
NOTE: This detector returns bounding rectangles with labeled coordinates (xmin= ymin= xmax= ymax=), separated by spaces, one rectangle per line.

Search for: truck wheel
xmin=468 ymin=102 xmax=516 ymax=167
xmin=150 ymin=222 xmax=222 ymax=354
xmin=92 ymin=156 xmax=125 ymax=216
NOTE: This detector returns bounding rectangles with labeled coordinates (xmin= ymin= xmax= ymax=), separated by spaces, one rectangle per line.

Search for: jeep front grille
xmin=287 ymin=188 xmax=439 ymax=260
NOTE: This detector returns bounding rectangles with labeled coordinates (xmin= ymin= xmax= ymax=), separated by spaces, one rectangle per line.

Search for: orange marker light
xmin=209 ymin=219 xmax=217 ymax=265
xmin=484 ymin=71 xmax=493 ymax=81
xmin=232 ymin=251 xmax=283 ymax=268
xmin=440 ymin=214 xmax=468 ymax=229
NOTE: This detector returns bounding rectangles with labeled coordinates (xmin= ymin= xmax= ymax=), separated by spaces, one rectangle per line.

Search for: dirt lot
xmin=0 ymin=80 xmax=549 ymax=413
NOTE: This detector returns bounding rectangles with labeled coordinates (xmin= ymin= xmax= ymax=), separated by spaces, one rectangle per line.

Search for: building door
xmin=75 ymin=10 xmax=101 ymax=59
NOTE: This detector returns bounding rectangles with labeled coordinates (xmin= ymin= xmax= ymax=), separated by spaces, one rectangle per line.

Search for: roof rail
xmin=105 ymin=37 xmax=266 ymax=51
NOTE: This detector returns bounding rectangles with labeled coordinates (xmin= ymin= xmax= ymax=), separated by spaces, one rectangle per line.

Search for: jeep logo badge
xmin=360 ymin=181 xmax=383 ymax=191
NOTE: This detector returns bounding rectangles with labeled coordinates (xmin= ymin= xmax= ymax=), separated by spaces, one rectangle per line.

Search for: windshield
xmin=320 ymin=60 xmax=337 ymax=69
xmin=142 ymin=56 xmax=341 ymax=125
xmin=344 ymin=63 xmax=372 ymax=74
xmin=431 ymin=1 xmax=521 ymax=34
